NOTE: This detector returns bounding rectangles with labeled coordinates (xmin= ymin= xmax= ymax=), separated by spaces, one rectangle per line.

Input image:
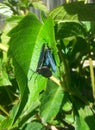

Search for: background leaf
xmin=0 ymin=3 xmax=13 ymax=16
xmin=73 ymin=98 xmax=95 ymax=130
xmin=22 ymin=122 xmax=45 ymax=130
xmin=55 ymin=22 xmax=87 ymax=39
xmin=32 ymin=1 xmax=48 ymax=14
xmin=49 ymin=1 xmax=95 ymax=22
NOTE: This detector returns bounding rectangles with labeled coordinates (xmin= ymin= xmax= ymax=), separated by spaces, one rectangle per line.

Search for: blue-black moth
xmin=36 ymin=44 xmax=56 ymax=78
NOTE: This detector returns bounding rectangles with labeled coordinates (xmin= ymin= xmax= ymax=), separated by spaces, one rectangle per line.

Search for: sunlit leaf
xmin=0 ymin=70 xmax=11 ymax=86
xmin=75 ymin=115 xmax=90 ymax=130
xmin=7 ymin=12 xmax=56 ymax=126
xmin=40 ymin=80 xmax=64 ymax=123
xmin=74 ymin=98 xmax=95 ymax=130
xmin=78 ymin=106 xmax=95 ymax=130
xmin=0 ymin=3 xmax=13 ymax=16
xmin=7 ymin=13 xmax=42 ymax=124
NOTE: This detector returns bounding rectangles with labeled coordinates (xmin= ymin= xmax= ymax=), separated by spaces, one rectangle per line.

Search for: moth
xmin=36 ymin=44 xmax=56 ymax=78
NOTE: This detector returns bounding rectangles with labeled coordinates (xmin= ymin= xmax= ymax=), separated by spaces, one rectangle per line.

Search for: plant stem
xmin=0 ymin=105 xmax=9 ymax=116
xmin=0 ymin=44 xmax=8 ymax=52
xmin=57 ymin=44 xmax=71 ymax=91
xmin=89 ymin=58 xmax=95 ymax=102
xmin=50 ymin=76 xmax=61 ymax=86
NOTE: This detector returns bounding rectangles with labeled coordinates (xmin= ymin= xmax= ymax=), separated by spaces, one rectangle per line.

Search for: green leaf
xmin=60 ymin=93 xmax=74 ymax=124
xmin=7 ymin=13 xmax=43 ymax=125
xmin=32 ymin=1 xmax=48 ymax=14
xmin=40 ymin=80 xmax=64 ymax=123
xmin=49 ymin=1 xmax=95 ymax=22
xmin=75 ymin=115 xmax=90 ymax=130
xmin=1 ymin=15 xmax=23 ymax=50
xmin=25 ymin=75 xmax=47 ymax=112
xmin=22 ymin=16 xmax=57 ymax=113
xmin=0 ymin=104 xmax=18 ymax=129
xmin=0 ymin=70 xmax=11 ymax=86
xmin=78 ymin=106 xmax=95 ymax=130
xmin=73 ymin=98 xmax=95 ymax=130
xmin=23 ymin=122 xmax=45 ymax=130
xmin=68 ymin=37 xmax=88 ymax=67
xmin=62 ymin=98 xmax=72 ymax=112
xmin=7 ymin=12 xmax=56 ymax=126
xmin=0 ymin=3 xmax=13 ymax=16
xmin=0 ymin=118 xmax=13 ymax=130
xmin=0 ymin=115 xmax=6 ymax=125
xmin=55 ymin=22 xmax=87 ymax=39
